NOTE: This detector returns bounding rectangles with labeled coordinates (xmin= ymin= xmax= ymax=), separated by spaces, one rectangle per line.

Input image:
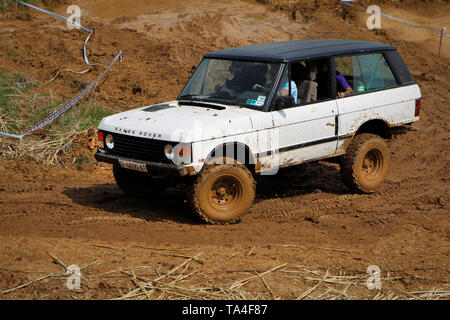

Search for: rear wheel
xmin=189 ymin=158 xmax=255 ymax=224
xmin=340 ymin=133 xmax=390 ymax=193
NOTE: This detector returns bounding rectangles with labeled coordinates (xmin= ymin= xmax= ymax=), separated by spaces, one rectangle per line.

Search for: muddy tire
xmin=189 ymin=158 xmax=256 ymax=224
xmin=113 ymin=164 xmax=165 ymax=197
xmin=340 ymin=133 xmax=390 ymax=193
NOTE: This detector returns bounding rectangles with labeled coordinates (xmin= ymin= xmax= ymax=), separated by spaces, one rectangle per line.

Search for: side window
xmin=334 ymin=56 xmax=358 ymax=97
xmin=334 ymin=53 xmax=398 ymax=97
xmin=271 ymin=66 xmax=297 ymax=109
xmin=291 ymin=59 xmax=331 ymax=105
xmin=357 ymin=53 xmax=398 ymax=90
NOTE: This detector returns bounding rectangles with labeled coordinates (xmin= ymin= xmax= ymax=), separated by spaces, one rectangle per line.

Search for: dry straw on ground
xmin=2 ymin=244 xmax=448 ymax=300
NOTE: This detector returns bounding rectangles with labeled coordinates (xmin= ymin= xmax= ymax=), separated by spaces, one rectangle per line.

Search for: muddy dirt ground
xmin=0 ymin=0 xmax=449 ymax=300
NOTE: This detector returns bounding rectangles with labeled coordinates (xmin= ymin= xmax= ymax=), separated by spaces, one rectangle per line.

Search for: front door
xmin=270 ymin=61 xmax=339 ymax=168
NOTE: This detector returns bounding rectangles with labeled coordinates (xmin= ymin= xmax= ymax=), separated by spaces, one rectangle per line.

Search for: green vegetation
xmin=0 ymin=71 xmax=21 ymax=135
xmin=6 ymin=49 xmax=28 ymax=58
xmin=0 ymin=70 xmax=117 ymax=166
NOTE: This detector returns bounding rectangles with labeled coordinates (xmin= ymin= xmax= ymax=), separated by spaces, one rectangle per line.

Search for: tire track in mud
xmin=252 ymin=169 xmax=446 ymax=221
xmin=253 ymin=194 xmax=360 ymax=220
xmin=67 ymin=215 xmax=147 ymax=225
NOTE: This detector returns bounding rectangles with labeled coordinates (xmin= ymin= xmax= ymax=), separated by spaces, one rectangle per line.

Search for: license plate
xmin=118 ymin=159 xmax=148 ymax=173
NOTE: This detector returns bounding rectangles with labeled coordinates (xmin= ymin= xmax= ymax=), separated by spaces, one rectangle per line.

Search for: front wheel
xmin=189 ymin=159 xmax=255 ymax=224
xmin=340 ymin=133 xmax=390 ymax=193
xmin=113 ymin=164 xmax=166 ymax=197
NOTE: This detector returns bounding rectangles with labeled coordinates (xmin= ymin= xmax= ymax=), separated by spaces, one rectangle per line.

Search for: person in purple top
xmin=319 ymin=61 xmax=354 ymax=98
xmin=336 ymin=71 xmax=354 ymax=98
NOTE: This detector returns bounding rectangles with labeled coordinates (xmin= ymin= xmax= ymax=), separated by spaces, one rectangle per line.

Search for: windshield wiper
xmin=178 ymin=100 xmax=226 ymax=110
xmin=178 ymin=94 xmax=199 ymax=101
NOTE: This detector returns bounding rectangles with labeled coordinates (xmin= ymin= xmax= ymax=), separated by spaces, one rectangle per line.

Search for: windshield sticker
xmin=227 ymin=72 xmax=235 ymax=81
xmin=247 ymin=99 xmax=264 ymax=107
xmin=257 ymin=95 xmax=266 ymax=102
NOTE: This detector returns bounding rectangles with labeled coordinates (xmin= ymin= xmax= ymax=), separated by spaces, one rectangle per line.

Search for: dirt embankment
xmin=0 ymin=0 xmax=449 ymax=300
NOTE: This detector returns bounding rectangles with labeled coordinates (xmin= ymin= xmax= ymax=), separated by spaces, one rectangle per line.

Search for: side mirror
xmin=274 ymin=95 xmax=295 ymax=110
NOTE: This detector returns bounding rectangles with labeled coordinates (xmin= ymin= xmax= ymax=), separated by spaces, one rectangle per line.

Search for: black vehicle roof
xmin=204 ymin=39 xmax=396 ymax=63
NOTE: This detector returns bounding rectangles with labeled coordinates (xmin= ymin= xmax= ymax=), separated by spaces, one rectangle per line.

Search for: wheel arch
xmin=204 ymin=141 xmax=256 ymax=174
xmin=354 ymin=119 xmax=392 ymax=140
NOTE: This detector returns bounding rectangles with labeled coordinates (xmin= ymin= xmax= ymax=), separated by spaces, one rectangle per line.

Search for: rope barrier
xmin=17 ymin=1 xmax=115 ymax=66
xmin=341 ymin=0 xmax=449 ymax=38
xmin=0 ymin=1 xmax=124 ymax=140
xmin=16 ymin=0 xmax=93 ymax=33
xmin=0 ymin=51 xmax=123 ymax=140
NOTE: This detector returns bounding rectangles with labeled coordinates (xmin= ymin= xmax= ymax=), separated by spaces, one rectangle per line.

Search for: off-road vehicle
xmin=95 ymin=39 xmax=421 ymax=224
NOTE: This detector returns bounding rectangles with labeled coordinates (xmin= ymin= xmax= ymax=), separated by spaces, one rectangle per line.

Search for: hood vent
xmin=143 ymin=104 xmax=175 ymax=112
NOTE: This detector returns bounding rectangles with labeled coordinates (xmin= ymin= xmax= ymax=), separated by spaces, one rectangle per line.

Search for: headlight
xmin=164 ymin=144 xmax=174 ymax=160
xmin=105 ymin=134 xmax=114 ymax=149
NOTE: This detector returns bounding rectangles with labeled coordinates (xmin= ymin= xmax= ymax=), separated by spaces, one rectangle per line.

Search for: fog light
xmin=105 ymin=134 xmax=114 ymax=149
xmin=164 ymin=144 xmax=174 ymax=160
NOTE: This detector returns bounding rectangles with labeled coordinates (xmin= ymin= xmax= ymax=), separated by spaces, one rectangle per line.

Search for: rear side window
xmin=334 ymin=53 xmax=399 ymax=95
xmin=384 ymin=50 xmax=415 ymax=85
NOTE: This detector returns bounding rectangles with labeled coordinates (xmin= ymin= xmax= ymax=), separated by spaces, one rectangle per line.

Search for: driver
xmin=252 ymin=65 xmax=278 ymax=92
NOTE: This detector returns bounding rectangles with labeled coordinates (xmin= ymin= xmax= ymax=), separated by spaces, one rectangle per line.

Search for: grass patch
xmin=0 ymin=70 xmax=117 ymax=166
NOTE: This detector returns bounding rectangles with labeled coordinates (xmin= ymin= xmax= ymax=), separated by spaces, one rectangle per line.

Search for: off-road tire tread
xmin=189 ymin=161 xmax=256 ymax=225
xmin=340 ymin=133 xmax=389 ymax=194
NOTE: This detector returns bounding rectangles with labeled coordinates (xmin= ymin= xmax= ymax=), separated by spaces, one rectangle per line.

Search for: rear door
xmin=334 ymin=52 xmax=420 ymax=153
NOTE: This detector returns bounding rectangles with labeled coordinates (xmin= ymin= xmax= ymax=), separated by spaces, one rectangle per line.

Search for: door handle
xmin=326 ymin=122 xmax=335 ymax=127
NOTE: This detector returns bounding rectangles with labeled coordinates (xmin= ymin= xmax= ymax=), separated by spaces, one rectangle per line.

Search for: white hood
xmin=98 ymin=101 xmax=256 ymax=143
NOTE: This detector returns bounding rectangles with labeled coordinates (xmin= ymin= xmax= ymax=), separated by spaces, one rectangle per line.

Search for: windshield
xmin=178 ymin=58 xmax=281 ymax=110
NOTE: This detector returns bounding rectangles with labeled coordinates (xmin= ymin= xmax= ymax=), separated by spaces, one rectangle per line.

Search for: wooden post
xmin=438 ymin=27 xmax=446 ymax=58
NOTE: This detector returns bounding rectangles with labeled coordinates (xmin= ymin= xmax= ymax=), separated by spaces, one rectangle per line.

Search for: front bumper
xmin=95 ymin=151 xmax=195 ymax=176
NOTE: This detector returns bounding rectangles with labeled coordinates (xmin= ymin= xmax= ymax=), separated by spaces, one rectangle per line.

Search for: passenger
xmin=336 ymin=70 xmax=354 ymax=98
xmin=318 ymin=61 xmax=354 ymax=98
xmin=279 ymin=79 xmax=298 ymax=104
xmin=252 ymin=66 xmax=297 ymax=103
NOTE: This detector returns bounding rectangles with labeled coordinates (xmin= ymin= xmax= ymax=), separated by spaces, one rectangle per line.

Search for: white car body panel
xmin=336 ymin=84 xmax=421 ymax=152
xmin=99 ymin=101 xmax=256 ymax=143
xmin=269 ymin=100 xmax=338 ymax=167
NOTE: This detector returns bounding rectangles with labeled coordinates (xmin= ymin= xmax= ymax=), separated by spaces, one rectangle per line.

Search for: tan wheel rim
xmin=208 ymin=174 xmax=243 ymax=212
xmin=361 ymin=148 xmax=384 ymax=181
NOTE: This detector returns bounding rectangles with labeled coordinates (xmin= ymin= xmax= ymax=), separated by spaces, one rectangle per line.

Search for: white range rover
xmin=96 ymin=39 xmax=421 ymax=224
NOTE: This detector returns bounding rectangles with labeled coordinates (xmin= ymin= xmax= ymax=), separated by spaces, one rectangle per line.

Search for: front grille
xmin=103 ymin=131 xmax=173 ymax=164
